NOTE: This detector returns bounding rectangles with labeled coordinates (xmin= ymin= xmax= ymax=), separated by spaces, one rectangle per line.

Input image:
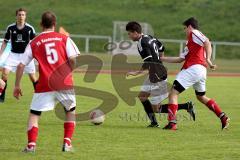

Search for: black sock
xmin=160 ymin=103 xmax=189 ymax=113
xmin=141 ymin=99 xmax=158 ymax=125
xmin=159 ymin=104 xmax=168 ymax=113
xmin=178 ymin=103 xmax=189 ymax=110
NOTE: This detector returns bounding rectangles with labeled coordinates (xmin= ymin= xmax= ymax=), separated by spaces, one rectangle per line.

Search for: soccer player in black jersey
xmin=126 ymin=21 xmax=196 ymax=127
xmin=0 ymin=8 xmax=37 ymax=102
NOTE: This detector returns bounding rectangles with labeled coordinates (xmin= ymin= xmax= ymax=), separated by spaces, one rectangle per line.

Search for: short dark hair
xmin=41 ymin=11 xmax=56 ymax=28
xmin=126 ymin=21 xmax=142 ymax=33
xmin=183 ymin=17 xmax=199 ymax=29
xmin=16 ymin=8 xmax=27 ymax=16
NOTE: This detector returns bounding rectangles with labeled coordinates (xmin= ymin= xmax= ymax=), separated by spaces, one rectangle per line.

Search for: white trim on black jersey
xmin=148 ymin=38 xmax=155 ymax=44
xmin=5 ymin=23 xmax=15 ymax=32
xmin=4 ymin=23 xmax=15 ymax=42
xmin=26 ymin=23 xmax=36 ymax=34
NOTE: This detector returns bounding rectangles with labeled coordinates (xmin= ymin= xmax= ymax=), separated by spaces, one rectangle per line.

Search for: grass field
xmin=0 ymin=57 xmax=239 ymax=160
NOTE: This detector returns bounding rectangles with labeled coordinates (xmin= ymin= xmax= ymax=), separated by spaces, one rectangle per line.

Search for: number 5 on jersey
xmin=45 ymin=43 xmax=58 ymax=64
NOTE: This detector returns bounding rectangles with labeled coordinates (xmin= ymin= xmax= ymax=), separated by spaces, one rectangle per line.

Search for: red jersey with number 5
xmin=22 ymin=31 xmax=80 ymax=93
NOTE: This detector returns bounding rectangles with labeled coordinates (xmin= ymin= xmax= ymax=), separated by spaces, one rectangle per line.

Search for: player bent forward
xmin=126 ymin=21 xmax=196 ymax=128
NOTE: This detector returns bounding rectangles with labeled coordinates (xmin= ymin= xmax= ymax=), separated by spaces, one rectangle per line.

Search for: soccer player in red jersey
xmin=13 ymin=11 xmax=80 ymax=152
xmin=161 ymin=17 xmax=230 ymax=130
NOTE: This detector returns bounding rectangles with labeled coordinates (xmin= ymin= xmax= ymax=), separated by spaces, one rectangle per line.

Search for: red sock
xmin=168 ymin=104 xmax=178 ymax=123
xmin=27 ymin=126 xmax=38 ymax=147
xmin=64 ymin=122 xmax=75 ymax=145
xmin=206 ymin=99 xmax=222 ymax=117
xmin=0 ymin=80 xmax=6 ymax=95
xmin=0 ymin=88 xmax=3 ymax=95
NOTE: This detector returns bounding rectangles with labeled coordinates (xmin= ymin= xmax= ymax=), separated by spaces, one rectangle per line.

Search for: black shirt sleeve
xmin=4 ymin=26 xmax=10 ymax=42
xmin=156 ymin=39 xmax=165 ymax=53
xmin=30 ymin=28 xmax=36 ymax=40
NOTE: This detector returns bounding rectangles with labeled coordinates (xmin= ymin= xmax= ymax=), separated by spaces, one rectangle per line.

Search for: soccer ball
xmin=89 ymin=109 xmax=105 ymax=125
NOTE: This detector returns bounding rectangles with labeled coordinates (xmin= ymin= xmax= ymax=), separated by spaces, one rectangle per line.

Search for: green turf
xmin=0 ymin=59 xmax=239 ymax=159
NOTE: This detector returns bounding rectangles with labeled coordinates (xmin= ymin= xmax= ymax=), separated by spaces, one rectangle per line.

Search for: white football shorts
xmin=141 ymin=78 xmax=169 ymax=105
xmin=3 ymin=52 xmax=36 ymax=73
xmin=175 ymin=64 xmax=207 ymax=92
xmin=30 ymin=89 xmax=76 ymax=112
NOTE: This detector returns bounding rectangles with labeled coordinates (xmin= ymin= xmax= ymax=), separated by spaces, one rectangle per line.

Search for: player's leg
xmin=138 ymin=91 xmax=159 ymax=127
xmin=152 ymin=104 xmax=160 ymax=113
xmin=0 ymin=68 xmax=10 ymax=102
xmin=193 ymin=69 xmax=229 ymax=129
xmin=56 ymin=89 xmax=76 ymax=152
xmin=195 ymin=92 xmax=230 ymax=129
xmin=160 ymin=102 xmax=191 ymax=112
xmin=151 ymin=102 xmax=196 ymax=126
xmin=23 ymin=110 xmax=41 ymax=153
xmin=151 ymin=79 xmax=196 ymax=120
xmin=23 ymin=92 xmax=55 ymax=152
xmin=163 ymin=70 xmax=192 ymax=130
xmin=0 ymin=79 xmax=6 ymax=95
xmin=162 ymin=85 xmax=180 ymax=130
xmin=63 ymin=109 xmax=76 ymax=152
xmin=140 ymin=78 xmax=159 ymax=127
xmin=0 ymin=52 xmax=21 ymax=102
xmin=148 ymin=79 xmax=170 ymax=126
xmin=159 ymin=101 xmax=196 ymax=121
xmin=164 ymin=65 xmax=206 ymax=130
xmin=150 ymin=79 xmax=168 ymax=114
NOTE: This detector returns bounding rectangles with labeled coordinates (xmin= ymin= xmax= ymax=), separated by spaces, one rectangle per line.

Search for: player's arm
xmin=161 ymin=44 xmax=186 ymax=63
xmin=160 ymin=51 xmax=164 ymax=57
xmin=66 ymin=37 xmax=80 ymax=70
xmin=68 ymin=56 xmax=77 ymax=70
xmin=30 ymin=27 xmax=36 ymax=40
xmin=156 ymin=39 xmax=165 ymax=58
xmin=0 ymin=27 xmax=10 ymax=56
xmin=204 ymin=39 xmax=217 ymax=70
xmin=14 ymin=63 xmax=25 ymax=99
xmin=126 ymin=68 xmax=147 ymax=77
xmin=13 ymin=44 xmax=33 ymax=99
xmin=160 ymin=56 xmax=185 ymax=63
xmin=0 ymin=41 xmax=7 ymax=56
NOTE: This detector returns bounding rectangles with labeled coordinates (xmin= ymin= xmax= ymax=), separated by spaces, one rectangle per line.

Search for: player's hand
xmin=13 ymin=86 xmax=23 ymax=100
xmin=207 ymin=59 xmax=217 ymax=71
xmin=209 ymin=64 xmax=217 ymax=70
